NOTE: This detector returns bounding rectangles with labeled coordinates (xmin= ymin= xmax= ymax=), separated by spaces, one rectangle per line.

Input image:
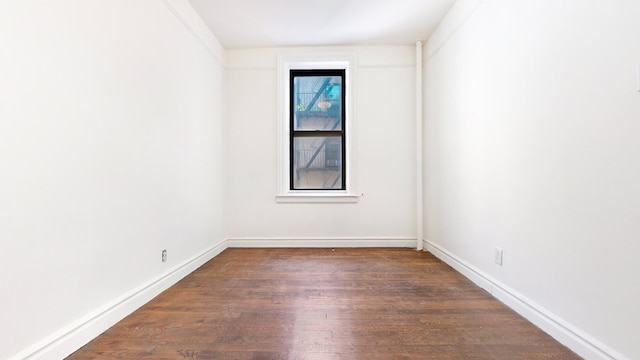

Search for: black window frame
xmin=289 ymin=69 xmax=346 ymax=191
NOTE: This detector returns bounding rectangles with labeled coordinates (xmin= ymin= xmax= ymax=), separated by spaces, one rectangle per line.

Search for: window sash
xmin=290 ymin=70 xmax=346 ymax=190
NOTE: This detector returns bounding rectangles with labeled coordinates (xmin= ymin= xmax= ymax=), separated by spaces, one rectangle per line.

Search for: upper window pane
xmin=292 ymin=72 xmax=343 ymax=131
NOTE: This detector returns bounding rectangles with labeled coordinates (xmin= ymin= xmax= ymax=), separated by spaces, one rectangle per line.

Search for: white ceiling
xmin=188 ymin=0 xmax=457 ymax=49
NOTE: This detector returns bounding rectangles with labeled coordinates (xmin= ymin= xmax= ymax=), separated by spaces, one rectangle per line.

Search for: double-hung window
xmin=290 ymin=70 xmax=345 ymax=190
xmin=276 ymin=54 xmax=358 ymax=203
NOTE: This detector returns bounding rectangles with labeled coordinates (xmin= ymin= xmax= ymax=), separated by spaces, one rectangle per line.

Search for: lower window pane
xmin=292 ymin=136 xmax=343 ymax=190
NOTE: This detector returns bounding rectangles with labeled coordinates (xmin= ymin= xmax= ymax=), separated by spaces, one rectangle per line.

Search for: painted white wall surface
xmin=423 ymin=1 xmax=640 ymax=359
xmin=0 ymin=1 xmax=226 ymax=358
xmin=225 ymin=46 xmax=417 ymax=244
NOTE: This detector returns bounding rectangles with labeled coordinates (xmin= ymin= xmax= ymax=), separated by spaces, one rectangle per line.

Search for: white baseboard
xmin=228 ymin=236 xmax=417 ymax=248
xmin=21 ymin=238 xmax=618 ymax=360
xmin=424 ymin=239 xmax=626 ymax=360
xmin=13 ymin=239 xmax=228 ymax=360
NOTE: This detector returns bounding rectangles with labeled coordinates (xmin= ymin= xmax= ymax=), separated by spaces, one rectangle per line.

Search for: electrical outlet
xmin=162 ymin=249 xmax=167 ymax=262
xmin=494 ymin=248 xmax=503 ymax=266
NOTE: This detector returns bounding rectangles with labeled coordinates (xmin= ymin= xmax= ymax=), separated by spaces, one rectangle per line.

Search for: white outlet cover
xmin=494 ymin=248 xmax=503 ymax=266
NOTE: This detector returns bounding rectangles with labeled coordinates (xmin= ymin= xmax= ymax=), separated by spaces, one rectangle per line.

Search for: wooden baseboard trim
xmin=227 ymin=237 xmax=417 ymax=248
xmin=423 ymin=239 xmax=625 ymax=360
xmin=12 ymin=239 xmax=228 ymax=360
xmin=23 ymin=238 xmax=617 ymax=360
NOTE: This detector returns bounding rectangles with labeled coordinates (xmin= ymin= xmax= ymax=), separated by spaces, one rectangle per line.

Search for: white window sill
xmin=276 ymin=192 xmax=360 ymax=203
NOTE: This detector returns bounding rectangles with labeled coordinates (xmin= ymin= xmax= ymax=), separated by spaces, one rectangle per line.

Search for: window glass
xmin=290 ymin=69 xmax=345 ymax=190
xmin=292 ymin=136 xmax=343 ymax=190
xmin=293 ymin=75 xmax=343 ymax=131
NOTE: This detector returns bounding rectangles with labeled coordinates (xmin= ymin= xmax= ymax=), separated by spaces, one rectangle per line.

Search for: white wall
xmin=423 ymin=1 xmax=640 ymax=359
xmin=0 ymin=1 xmax=226 ymax=358
xmin=225 ymin=46 xmax=417 ymax=245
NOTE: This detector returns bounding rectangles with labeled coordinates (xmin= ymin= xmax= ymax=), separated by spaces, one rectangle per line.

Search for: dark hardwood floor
xmin=67 ymin=248 xmax=581 ymax=359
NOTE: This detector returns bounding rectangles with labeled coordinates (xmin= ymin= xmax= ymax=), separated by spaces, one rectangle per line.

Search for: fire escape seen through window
xmin=290 ymin=69 xmax=346 ymax=190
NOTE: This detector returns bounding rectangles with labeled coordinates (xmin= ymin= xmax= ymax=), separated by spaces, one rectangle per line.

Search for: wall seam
xmin=425 ymin=0 xmax=485 ymax=62
xmin=160 ymin=0 xmax=225 ymax=66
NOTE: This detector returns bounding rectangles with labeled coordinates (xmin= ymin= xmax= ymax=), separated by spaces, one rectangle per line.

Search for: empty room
xmin=1 ymin=0 xmax=638 ymax=359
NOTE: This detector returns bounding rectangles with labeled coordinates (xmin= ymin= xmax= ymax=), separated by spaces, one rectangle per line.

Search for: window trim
xmin=276 ymin=52 xmax=358 ymax=203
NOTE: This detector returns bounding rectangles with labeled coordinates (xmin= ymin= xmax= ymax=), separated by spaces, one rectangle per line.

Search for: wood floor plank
xmin=67 ymin=248 xmax=581 ymax=359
